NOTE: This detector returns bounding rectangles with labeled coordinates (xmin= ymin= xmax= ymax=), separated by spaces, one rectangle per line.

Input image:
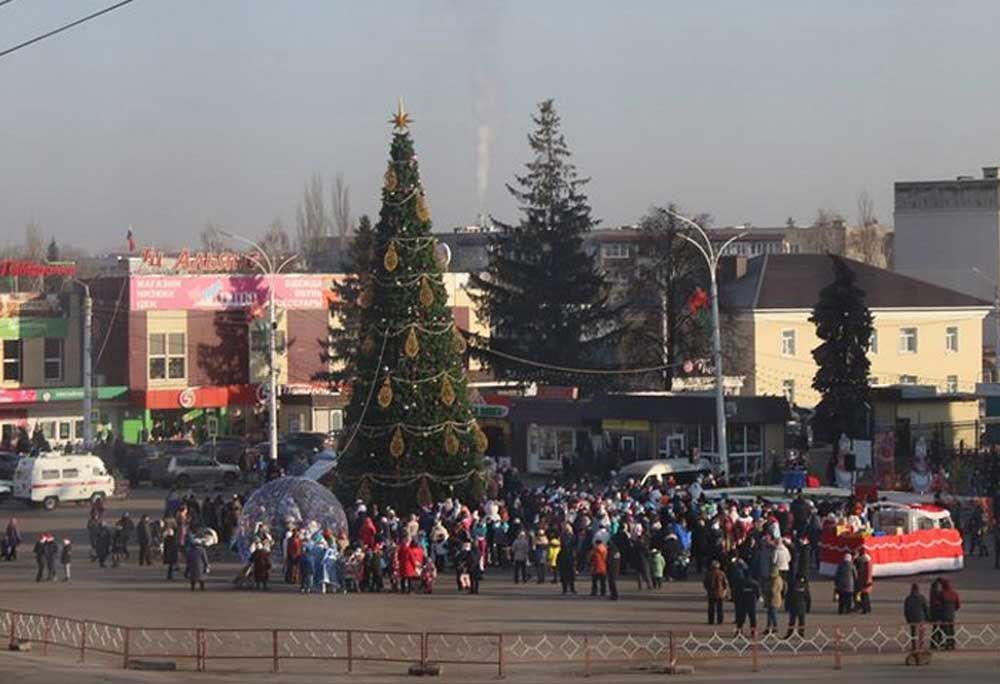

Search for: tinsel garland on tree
xmin=336 ymin=101 xmax=487 ymax=510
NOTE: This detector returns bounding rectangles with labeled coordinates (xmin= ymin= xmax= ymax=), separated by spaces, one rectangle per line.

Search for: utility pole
xmin=667 ymin=211 xmax=749 ymax=483
xmin=220 ymin=230 xmax=297 ymax=463
xmin=267 ymin=273 xmax=279 ymax=464
xmin=82 ymin=284 xmax=93 ymax=450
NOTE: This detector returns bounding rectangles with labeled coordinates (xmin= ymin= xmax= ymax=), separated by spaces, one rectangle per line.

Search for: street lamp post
xmin=74 ymin=280 xmax=94 ymax=450
xmin=665 ymin=210 xmax=748 ymax=482
xmin=220 ymin=231 xmax=297 ymax=464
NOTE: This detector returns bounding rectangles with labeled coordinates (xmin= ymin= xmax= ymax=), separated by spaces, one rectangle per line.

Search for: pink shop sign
xmin=130 ymin=275 xmax=337 ymax=312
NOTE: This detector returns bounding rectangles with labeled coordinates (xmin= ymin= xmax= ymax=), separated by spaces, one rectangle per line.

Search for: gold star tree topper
xmin=390 ymin=97 xmax=413 ymax=131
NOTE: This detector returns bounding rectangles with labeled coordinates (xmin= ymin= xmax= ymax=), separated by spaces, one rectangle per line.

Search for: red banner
xmin=819 ymin=527 xmax=964 ymax=577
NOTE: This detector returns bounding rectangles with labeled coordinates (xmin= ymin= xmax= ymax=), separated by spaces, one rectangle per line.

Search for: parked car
xmin=284 ymin=432 xmax=333 ymax=454
xmin=0 ymin=451 xmax=22 ymax=481
xmin=154 ymin=450 xmax=240 ymax=489
xmin=199 ymin=437 xmax=248 ymax=465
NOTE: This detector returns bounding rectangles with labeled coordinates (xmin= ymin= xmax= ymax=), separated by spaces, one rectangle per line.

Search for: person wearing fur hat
xmin=835 ymin=553 xmax=857 ymax=614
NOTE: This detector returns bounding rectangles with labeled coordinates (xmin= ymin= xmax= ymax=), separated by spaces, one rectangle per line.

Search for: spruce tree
xmin=469 ymin=99 xmax=620 ymax=388
xmin=336 ymin=102 xmax=487 ymax=509
xmin=810 ymin=255 xmax=874 ymax=443
xmin=318 ymin=215 xmax=375 ymax=388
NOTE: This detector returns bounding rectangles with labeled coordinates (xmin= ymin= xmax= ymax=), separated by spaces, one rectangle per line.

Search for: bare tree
xmin=199 ymin=221 xmax=228 ymax=252
xmin=331 ymin=174 xmax=352 ymax=251
xmin=296 ymin=173 xmax=330 ymax=269
xmin=259 ymin=219 xmax=292 ymax=260
xmin=847 ymin=189 xmax=888 ymax=267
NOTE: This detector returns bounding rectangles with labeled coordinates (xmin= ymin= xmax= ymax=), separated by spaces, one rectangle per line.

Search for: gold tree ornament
xmin=383 ymin=241 xmax=399 ymax=272
xmin=473 ymin=422 xmax=489 ymax=453
xmin=356 ymin=477 xmax=372 ymax=504
xmin=416 ymin=476 xmax=433 ymax=508
xmin=358 ymin=280 xmax=373 ymax=308
xmin=451 ymin=326 xmax=467 ymax=354
xmin=383 ymin=165 xmax=398 ymax=192
xmin=416 ymin=193 xmax=431 ymax=223
xmin=404 ymin=326 xmax=420 ymax=358
xmin=390 ymin=427 xmax=405 ymax=458
xmin=444 ymin=426 xmax=460 ymax=456
xmin=419 ymin=276 xmax=434 ymax=308
xmin=440 ymin=375 xmax=455 ymax=406
xmin=377 ymin=375 xmax=393 ymax=409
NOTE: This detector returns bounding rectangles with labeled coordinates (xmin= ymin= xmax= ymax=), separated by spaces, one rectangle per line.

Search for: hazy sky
xmin=3 ymin=1 xmax=999 ymax=252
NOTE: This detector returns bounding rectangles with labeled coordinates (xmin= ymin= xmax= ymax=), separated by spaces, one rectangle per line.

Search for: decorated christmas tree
xmin=336 ymin=101 xmax=487 ymax=510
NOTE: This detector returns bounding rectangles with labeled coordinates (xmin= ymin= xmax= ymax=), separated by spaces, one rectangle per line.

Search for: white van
xmin=612 ymin=458 xmax=713 ymax=488
xmin=13 ymin=453 xmax=115 ymax=511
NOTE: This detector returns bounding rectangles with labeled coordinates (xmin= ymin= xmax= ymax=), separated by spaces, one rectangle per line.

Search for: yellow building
xmin=720 ymin=255 xmax=991 ymax=408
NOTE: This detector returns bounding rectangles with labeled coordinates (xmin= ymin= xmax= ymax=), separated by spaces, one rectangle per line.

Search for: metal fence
xmin=3 ymin=608 xmax=998 ymax=677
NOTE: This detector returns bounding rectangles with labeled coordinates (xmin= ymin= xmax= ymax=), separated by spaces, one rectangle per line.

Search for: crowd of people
xmin=3 ymin=463 xmax=996 ymax=647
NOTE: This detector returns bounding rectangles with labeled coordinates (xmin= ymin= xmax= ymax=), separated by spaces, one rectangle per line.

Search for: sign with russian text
xmin=130 ymin=274 xmax=338 ymax=311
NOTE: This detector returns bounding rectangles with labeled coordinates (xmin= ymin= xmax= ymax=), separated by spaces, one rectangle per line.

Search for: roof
xmin=720 ymin=254 xmax=992 ymax=310
xmin=583 ymin=393 xmax=790 ymax=424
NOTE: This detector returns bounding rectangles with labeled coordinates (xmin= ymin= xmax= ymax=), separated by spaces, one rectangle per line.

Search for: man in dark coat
xmin=95 ymin=523 xmax=112 ymax=568
xmin=904 ymin=582 xmax=929 ymax=652
xmin=784 ymin=574 xmax=810 ymax=638
xmin=162 ymin=528 xmax=179 ymax=580
xmin=607 ymin=539 xmax=622 ymax=601
xmin=556 ymin=534 xmax=576 ymax=595
xmin=835 ymin=554 xmax=857 ymax=614
xmin=136 ymin=514 xmax=153 ymax=566
xmin=33 ymin=534 xmax=47 ymax=582
xmin=731 ymin=558 xmax=760 ymax=636
xmin=43 ymin=534 xmax=57 ymax=581
xmin=186 ymin=541 xmax=210 ymax=591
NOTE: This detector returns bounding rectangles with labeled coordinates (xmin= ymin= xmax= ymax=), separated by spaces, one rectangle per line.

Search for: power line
xmin=0 ymin=0 xmax=139 ymax=60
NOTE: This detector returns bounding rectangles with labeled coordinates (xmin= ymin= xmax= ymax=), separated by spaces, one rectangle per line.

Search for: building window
xmin=946 ymin=375 xmax=958 ymax=393
xmin=44 ymin=338 xmax=64 ymax=381
xmin=945 ymin=326 xmax=959 ymax=353
xmin=869 ymin=329 xmax=878 ymax=354
xmin=59 ymin=421 xmax=71 ymax=440
xmin=726 ymin=424 xmax=765 ymax=479
xmin=781 ymin=329 xmax=796 ymax=356
xmin=600 ymin=243 xmax=631 ymax=259
xmin=149 ymin=332 xmax=186 ymax=380
xmin=898 ymin=327 xmax=918 ymax=354
xmin=2 ymin=340 xmax=22 ymax=382
xmin=782 ymin=379 xmax=795 ymax=405
xmin=899 ymin=374 xmax=918 ymax=385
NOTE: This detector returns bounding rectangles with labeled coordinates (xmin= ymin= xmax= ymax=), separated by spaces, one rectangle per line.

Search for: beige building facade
xmin=721 ymin=254 xmax=991 ymax=408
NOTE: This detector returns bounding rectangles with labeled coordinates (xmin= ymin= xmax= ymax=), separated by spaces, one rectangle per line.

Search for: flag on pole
xmin=126 ymin=226 xmax=136 ymax=253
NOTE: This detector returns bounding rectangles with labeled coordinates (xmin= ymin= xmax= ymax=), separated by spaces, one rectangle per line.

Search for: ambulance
xmin=12 ymin=453 xmax=115 ymax=511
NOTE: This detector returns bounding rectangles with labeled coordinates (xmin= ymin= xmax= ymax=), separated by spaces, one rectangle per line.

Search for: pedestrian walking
xmin=703 ymin=560 xmax=729 ymax=625
xmin=835 ymin=553 xmax=856 ymax=614
xmin=589 ymin=539 xmax=608 ymax=596
xmin=60 ymin=539 xmax=72 ymax=582
xmin=185 ymin=540 xmax=209 ymax=591
xmin=43 ymin=534 xmax=57 ymax=581
xmin=904 ymin=582 xmax=929 ymax=652
xmin=511 ymin=531 xmax=530 ymax=584
xmin=607 ymin=539 xmax=621 ymax=601
xmin=764 ymin=566 xmax=785 ymax=633
xmin=2 ymin=518 xmax=21 ymax=561
xmin=33 ymin=534 xmax=46 ymax=582
xmin=162 ymin=528 xmax=179 ymax=580
xmin=136 ymin=514 xmax=153 ymax=566
xmin=784 ymin=574 xmax=810 ymax=638
xmin=855 ymin=548 xmax=873 ymax=614
xmin=732 ymin=559 xmax=760 ymax=637
xmin=556 ymin=535 xmax=576 ymax=595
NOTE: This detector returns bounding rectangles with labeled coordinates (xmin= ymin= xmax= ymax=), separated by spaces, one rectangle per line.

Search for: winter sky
xmin=2 ymin=1 xmax=998 ymax=250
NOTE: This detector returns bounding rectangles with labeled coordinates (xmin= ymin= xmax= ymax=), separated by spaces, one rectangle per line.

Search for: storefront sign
xmin=178 ymin=388 xmax=197 ymax=409
xmin=472 ymin=404 xmax=508 ymax=419
xmin=0 ymin=317 xmax=68 ymax=339
xmin=0 ymin=261 xmax=76 ymax=277
xmin=601 ymin=419 xmax=651 ymax=432
xmin=141 ymin=248 xmax=253 ymax=273
xmin=0 ymin=386 xmax=128 ymax=404
xmin=0 ymin=293 xmax=68 ymax=339
xmin=130 ymin=274 xmax=337 ymax=311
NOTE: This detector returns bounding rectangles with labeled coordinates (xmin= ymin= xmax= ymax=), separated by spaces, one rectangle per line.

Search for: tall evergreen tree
xmin=810 ymin=256 xmax=874 ymax=443
xmin=317 ymin=214 xmax=375 ymax=388
xmin=336 ymin=103 xmax=486 ymax=509
xmin=469 ymin=99 xmax=620 ymax=388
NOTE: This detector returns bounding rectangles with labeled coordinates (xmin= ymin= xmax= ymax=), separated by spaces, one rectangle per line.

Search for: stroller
xmin=668 ymin=551 xmax=691 ymax=581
